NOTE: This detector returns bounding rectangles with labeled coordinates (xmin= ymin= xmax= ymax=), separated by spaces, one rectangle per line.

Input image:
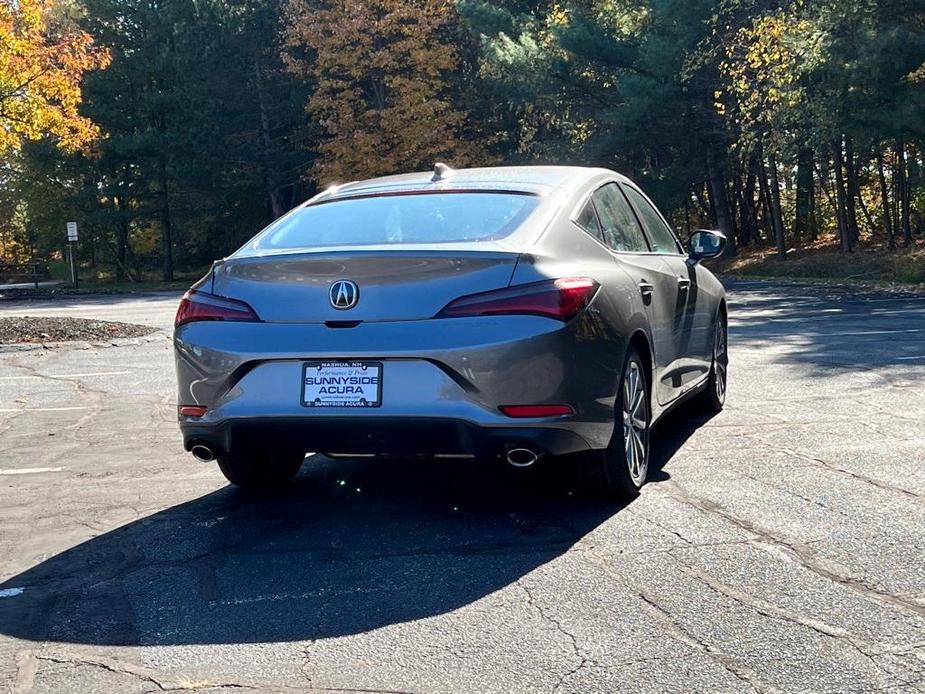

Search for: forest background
xmin=1 ymin=0 xmax=923 ymax=286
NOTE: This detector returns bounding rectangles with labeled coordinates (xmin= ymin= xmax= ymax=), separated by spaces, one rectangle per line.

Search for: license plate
xmin=301 ymin=361 xmax=382 ymax=408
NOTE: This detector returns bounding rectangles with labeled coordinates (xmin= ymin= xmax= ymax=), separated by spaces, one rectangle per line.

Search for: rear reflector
xmin=500 ymin=404 xmax=574 ymax=418
xmin=178 ymin=405 xmax=208 ymax=417
xmin=175 ymin=291 xmax=260 ymax=328
xmin=437 ymin=277 xmax=599 ymax=321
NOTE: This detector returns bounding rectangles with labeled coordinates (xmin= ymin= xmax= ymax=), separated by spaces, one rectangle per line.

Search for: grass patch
xmin=48 ymin=259 xmax=70 ymax=282
xmin=72 ymin=266 xmax=210 ymax=293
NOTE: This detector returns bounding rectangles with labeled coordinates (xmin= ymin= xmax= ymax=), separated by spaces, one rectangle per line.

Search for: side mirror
xmin=688 ymin=229 xmax=726 ymax=262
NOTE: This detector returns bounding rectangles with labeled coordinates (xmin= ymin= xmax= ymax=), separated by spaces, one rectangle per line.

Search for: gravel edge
xmin=0 ymin=331 xmax=170 ymax=353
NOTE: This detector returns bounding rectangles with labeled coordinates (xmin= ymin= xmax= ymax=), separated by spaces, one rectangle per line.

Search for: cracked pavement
xmin=0 ymin=280 xmax=923 ymax=693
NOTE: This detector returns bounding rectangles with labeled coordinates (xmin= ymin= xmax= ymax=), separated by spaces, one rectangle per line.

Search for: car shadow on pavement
xmin=0 ymin=413 xmax=703 ymax=648
xmin=648 ymin=400 xmax=716 ymax=482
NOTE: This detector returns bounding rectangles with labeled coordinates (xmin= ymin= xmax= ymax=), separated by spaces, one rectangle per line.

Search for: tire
xmin=216 ymin=444 xmax=304 ymax=490
xmin=696 ymin=311 xmax=728 ymax=414
xmin=581 ymin=346 xmax=651 ymax=501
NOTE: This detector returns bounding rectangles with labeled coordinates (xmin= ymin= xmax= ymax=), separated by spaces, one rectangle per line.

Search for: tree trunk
xmin=895 ymin=139 xmax=912 ymax=245
xmin=757 ymin=151 xmax=774 ymax=247
xmin=844 ymin=137 xmax=861 ymax=244
xmin=117 ymin=218 xmax=127 ymax=269
xmin=114 ymin=194 xmax=131 ymax=279
xmin=255 ymin=59 xmax=286 ymax=220
xmin=703 ymin=180 xmax=716 ymax=225
xmin=706 ymin=146 xmax=736 ymax=257
xmin=738 ymin=154 xmax=759 ymax=247
xmin=876 ymin=149 xmax=895 ymax=249
xmin=831 ymin=139 xmax=852 ymax=252
xmin=692 ymin=186 xmax=710 ymax=224
xmin=157 ymin=153 xmax=174 ymax=282
xmin=793 ymin=147 xmax=813 ymax=247
xmin=731 ymin=167 xmax=742 ymax=241
xmin=892 ymin=147 xmax=901 ymax=236
xmin=808 ymin=177 xmax=818 ymax=242
xmin=856 ymin=188 xmax=877 ymax=236
xmin=766 ymin=148 xmax=786 ymax=259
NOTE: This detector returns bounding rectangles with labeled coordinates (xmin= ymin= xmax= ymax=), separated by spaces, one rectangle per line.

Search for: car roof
xmin=312 ymin=165 xmax=630 ymax=203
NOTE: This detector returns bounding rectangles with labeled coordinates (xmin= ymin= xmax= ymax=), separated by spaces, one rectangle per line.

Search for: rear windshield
xmin=246 ymin=192 xmax=541 ymax=251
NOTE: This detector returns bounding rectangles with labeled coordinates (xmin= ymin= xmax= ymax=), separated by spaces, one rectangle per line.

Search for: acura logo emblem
xmin=330 ymin=279 xmax=359 ymax=310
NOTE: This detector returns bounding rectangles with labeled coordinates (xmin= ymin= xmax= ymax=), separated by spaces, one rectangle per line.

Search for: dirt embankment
xmin=0 ymin=316 xmax=158 ymax=345
xmin=712 ymin=239 xmax=925 ymax=292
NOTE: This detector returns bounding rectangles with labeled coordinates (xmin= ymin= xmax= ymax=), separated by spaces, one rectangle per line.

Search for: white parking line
xmin=0 ymin=406 xmax=90 ymax=413
xmin=738 ymin=308 xmax=925 ymax=323
xmin=729 ymin=328 xmax=925 ymax=341
xmin=0 ymin=467 xmax=64 ymax=475
xmin=0 ymin=370 xmax=131 ymax=381
xmin=824 ymin=329 xmax=925 ymax=337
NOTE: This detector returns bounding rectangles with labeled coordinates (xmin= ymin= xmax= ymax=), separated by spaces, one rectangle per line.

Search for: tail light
xmin=175 ymin=291 xmax=260 ymax=328
xmin=436 ymin=277 xmax=599 ymax=321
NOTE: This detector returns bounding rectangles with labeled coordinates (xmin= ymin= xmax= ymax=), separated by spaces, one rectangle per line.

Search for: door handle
xmin=677 ymin=276 xmax=692 ymax=292
xmin=638 ymin=282 xmax=654 ymax=298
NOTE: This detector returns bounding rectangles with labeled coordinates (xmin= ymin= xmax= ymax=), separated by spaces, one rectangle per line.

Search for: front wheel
xmin=580 ymin=347 xmax=651 ymax=500
xmin=216 ymin=445 xmax=304 ymax=490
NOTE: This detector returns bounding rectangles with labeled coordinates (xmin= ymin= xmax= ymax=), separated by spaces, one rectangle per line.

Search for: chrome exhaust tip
xmin=506 ymin=447 xmax=541 ymax=468
xmin=190 ymin=444 xmax=216 ymax=463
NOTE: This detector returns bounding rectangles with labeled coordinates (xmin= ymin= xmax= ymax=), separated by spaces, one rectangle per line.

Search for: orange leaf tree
xmin=282 ymin=0 xmax=491 ymax=183
xmin=0 ymin=0 xmax=109 ymax=155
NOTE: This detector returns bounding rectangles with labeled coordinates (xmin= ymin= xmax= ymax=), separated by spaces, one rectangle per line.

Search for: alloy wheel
xmin=714 ymin=319 xmax=728 ymax=404
xmin=622 ymin=360 xmax=648 ymax=485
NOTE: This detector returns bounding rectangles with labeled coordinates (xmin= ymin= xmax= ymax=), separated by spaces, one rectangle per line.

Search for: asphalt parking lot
xmin=0 ymin=279 xmax=923 ymax=693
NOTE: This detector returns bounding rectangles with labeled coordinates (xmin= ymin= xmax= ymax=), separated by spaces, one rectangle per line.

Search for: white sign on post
xmin=66 ymin=222 xmax=78 ymax=242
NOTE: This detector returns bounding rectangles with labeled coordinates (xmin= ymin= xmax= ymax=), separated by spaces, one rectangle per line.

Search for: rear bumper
xmin=181 ymin=416 xmax=593 ymax=459
xmin=175 ymin=312 xmax=627 ymax=454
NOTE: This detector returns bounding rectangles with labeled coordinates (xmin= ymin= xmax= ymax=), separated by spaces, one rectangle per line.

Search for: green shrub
xmin=48 ymin=259 xmax=69 ymax=282
xmin=894 ymin=256 xmax=925 ymax=284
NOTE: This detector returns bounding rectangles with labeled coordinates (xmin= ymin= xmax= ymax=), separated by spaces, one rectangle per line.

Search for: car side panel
xmin=612 ymin=254 xmax=685 ymax=405
xmin=667 ymin=257 xmax=719 ymax=370
xmin=541 ymin=178 xmax=693 ymax=407
xmin=516 ymin=213 xmax=656 ymax=421
xmin=616 ymin=182 xmax=719 ymax=403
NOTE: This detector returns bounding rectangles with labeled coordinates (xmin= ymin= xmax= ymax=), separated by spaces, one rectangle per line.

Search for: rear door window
xmin=574 ymin=200 xmax=604 ymax=242
xmin=591 ymin=183 xmax=650 ymax=253
xmin=621 ymin=185 xmax=683 ymax=254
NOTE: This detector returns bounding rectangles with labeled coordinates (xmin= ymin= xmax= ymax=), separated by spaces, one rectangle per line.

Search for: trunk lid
xmin=211 ymin=247 xmax=521 ymax=322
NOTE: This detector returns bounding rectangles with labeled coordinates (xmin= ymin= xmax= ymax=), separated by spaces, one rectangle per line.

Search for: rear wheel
xmin=216 ymin=445 xmax=304 ymax=490
xmin=696 ymin=312 xmax=728 ymax=414
xmin=581 ymin=347 xmax=651 ymax=500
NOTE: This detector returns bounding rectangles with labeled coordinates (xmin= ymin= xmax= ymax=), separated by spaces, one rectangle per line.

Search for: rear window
xmin=247 ymin=192 xmax=541 ymax=251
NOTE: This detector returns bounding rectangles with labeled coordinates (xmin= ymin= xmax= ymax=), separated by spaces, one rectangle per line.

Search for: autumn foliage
xmin=282 ymin=0 xmax=490 ymax=183
xmin=0 ymin=0 xmax=109 ymax=154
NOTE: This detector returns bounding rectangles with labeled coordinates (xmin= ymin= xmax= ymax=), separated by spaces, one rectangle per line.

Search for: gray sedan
xmin=174 ymin=165 xmax=727 ymax=499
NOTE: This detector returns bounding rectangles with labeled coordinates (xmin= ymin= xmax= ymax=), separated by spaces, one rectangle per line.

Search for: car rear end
xmin=174 ymin=179 xmax=621 ymax=473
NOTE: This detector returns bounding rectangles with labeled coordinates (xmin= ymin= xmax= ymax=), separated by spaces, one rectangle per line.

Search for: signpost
xmin=28 ymin=228 xmax=38 ymax=290
xmin=66 ymin=222 xmax=78 ymax=288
